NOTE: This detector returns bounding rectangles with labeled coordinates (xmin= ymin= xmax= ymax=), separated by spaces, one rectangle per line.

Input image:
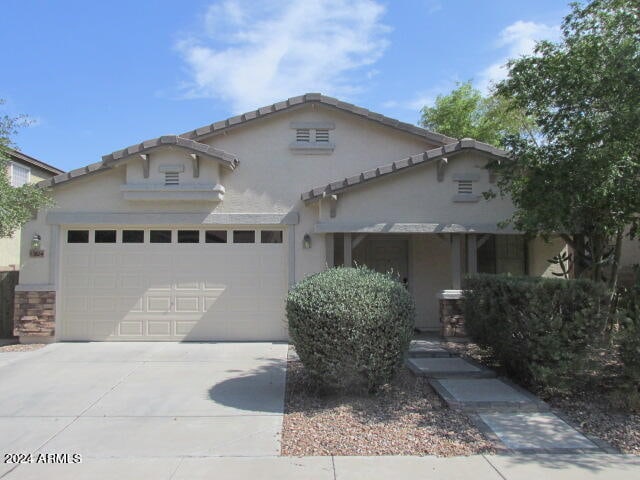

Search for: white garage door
xmin=59 ymin=227 xmax=288 ymax=341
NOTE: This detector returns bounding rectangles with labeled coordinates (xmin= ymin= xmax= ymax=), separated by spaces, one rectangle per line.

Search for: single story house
xmin=0 ymin=148 xmax=63 ymax=271
xmin=13 ymin=93 xmax=640 ymax=342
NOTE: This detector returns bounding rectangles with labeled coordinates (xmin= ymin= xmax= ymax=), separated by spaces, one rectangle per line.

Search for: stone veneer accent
xmin=13 ymin=291 xmax=55 ymax=337
xmin=439 ymin=296 xmax=467 ymax=339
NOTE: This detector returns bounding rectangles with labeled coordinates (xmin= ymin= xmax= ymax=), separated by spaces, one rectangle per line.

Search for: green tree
xmin=492 ymin=0 xmax=640 ymax=288
xmin=420 ymin=81 xmax=535 ymax=147
xmin=0 ymin=100 xmax=53 ymax=238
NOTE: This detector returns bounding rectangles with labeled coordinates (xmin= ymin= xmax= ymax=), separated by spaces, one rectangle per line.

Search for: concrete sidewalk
xmin=1 ymin=454 xmax=639 ymax=479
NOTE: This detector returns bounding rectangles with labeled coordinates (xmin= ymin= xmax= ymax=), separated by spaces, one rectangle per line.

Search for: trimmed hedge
xmin=286 ymin=266 xmax=415 ymax=393
xmin=463 ymin=274 xmax=609 ymax=392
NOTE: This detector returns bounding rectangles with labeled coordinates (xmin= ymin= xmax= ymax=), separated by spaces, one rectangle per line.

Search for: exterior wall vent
xmin=164 ymin=172 xmax=180 ymax=186
xmin=315 ymin=129 xmax=330 ymax=143
xmin=457 ymin=180 xmax=473 ymax=194
xmin=296 ymin=129 xmax=311 ymax=142
xmin=289 ymin=121 xmax=335 ymax=154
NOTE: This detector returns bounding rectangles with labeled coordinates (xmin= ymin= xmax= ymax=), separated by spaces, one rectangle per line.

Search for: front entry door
xmin=353 ymin=236 xmax=409 ymax=285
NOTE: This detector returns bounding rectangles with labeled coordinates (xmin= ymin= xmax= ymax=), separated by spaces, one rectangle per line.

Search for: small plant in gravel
xmin=286 ymin=266 xmax=415 ymax=393
xmin=463 ymin=274 xmax=609 ymax=394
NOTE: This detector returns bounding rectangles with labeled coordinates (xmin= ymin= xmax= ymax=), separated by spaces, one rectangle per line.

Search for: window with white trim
xmin=10 ymin=164 xmax=30 ymax=187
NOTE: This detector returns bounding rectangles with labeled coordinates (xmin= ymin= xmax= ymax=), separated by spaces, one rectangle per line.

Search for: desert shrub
xmin=463 ymin=274 xmax=609 ymax=393
xmin=286 ymin=266 xmax=415 ymax=393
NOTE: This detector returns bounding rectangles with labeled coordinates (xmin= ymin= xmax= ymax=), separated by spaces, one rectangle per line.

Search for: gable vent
xmin=296 ymin=128 xmax=311 ymax=142
xmin=165 ymin=172 xmax=180 ymax=186
xmin=315 ymin=129 xmax=330 ymax=142
xmin=457 ymin=180 xmax=473 ymax=194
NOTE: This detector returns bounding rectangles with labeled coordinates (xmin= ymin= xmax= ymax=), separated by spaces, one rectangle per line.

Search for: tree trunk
xmin=560 ymin=233 xmax=587 ymax=278
xmin=608 ymin=229 xmax=624 ymax=292
xmin=591 ymin=234 xmax=603 ymax=283
xmin=574 ymin=235 xmax=586 ymax=278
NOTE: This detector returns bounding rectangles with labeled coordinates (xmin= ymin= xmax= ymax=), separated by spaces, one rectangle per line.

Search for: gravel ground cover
xmin=444 ymin=339 xmax=640 ymax=455
xmin=0 ymin=343 xmax=46 ymax=352
xmin=281 ymin=348 xmax=496 ymax=456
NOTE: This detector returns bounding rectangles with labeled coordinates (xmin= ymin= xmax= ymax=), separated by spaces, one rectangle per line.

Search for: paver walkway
xmin=407 ymin=339 xmax=612 ymax=454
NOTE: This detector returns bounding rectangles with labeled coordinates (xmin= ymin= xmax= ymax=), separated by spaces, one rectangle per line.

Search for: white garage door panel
xmin=59 ymin=228 xmax=288 ymax=341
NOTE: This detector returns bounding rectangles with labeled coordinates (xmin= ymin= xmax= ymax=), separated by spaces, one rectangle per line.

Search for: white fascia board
xmin=46 ymin=212 xmax=300 ymax=226
xmin=314 ymin=222 xmax=519 ymax=234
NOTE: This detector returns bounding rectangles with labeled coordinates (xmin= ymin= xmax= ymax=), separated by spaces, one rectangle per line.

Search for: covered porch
xmin=320 ymin=226 xmax=527 ymax=332
xmin=300 ymin=141 xmax=551 ymax=333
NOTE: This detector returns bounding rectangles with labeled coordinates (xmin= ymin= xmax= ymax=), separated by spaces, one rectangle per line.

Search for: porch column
xmin=325 ymin=233 xmax=334 ymax=268
xmin=451 ymin=234 xmax=462 ymax=289
xmin=343 ymin=233 xmax=352 ymax=267
xmin=467 ymin=233 xmax=478 ymax=274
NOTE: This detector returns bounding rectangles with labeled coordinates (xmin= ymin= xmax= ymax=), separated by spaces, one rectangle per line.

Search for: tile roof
xmin=37 ymin=93 xmax=462 ymax=189
xmin=101 ymin=135 xmax=238 ymax=168
xmin=180 ymin=93 xmax=458 ymax=145
xmin=301 ymin=139 xmax=509 ymax=202
xmin=40 ymin=136 xmax=238 ymax=188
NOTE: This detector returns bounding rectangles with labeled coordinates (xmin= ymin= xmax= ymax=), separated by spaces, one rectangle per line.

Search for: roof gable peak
xmin=180 ymin=93 xmax=457 ymax=146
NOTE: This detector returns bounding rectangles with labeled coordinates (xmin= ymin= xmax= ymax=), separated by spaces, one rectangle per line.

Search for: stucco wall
xmin=0 ymin=163 xmax=54 ymax=270
xmin=323 ymin=151 xmax=514 ymax=227
xmin=528 ymin=237 xmax=568 ymax=278
xmin=125 ymin=148 xmax=220 ymax=186
xmin=19 ymin=104 xmax=439 ymax=286
xmin=528 ymin=236 xmax=639 ymax=278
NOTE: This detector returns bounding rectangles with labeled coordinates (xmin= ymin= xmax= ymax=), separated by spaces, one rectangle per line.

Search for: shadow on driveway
xmin=208 ymin=359 xmax=287 ymax=414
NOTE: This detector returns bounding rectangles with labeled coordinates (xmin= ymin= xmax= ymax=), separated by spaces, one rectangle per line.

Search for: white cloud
xmin=423 ymin=1 xmax=442 ymax=15
xmin=176 ymin=0 xmax=390 ymax=113
xmin=383 ymin=92 xmax=435 ymax=111
xmin=478 ymin=20 xmax=559 ymax=93
xmin=381 ymin=77 xmax=461 ymax=114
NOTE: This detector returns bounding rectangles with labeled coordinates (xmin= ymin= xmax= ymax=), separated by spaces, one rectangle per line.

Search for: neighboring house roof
xmin=40 ymin=135 xmax=238 ymax=188
xmin=5 ymin=148 xmax=64 ymax=176
xmin=301 ymin=139 xmax=509 ymax=203
xmin=180 ymin=93 xmax=458 ymax=145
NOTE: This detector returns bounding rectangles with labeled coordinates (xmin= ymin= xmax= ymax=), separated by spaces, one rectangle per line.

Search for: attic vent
xmin=315 ymin=129 xmax=330 ymax=142
xmin=165 ymin=172 xmax=180 ymax=186
xmin=296 ymin=129 xmax=311 ymax=142
xmin=457 ymin=180 xmax=473 ymax=194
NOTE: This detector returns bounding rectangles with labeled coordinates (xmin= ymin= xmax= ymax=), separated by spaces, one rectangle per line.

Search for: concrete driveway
xmin=0 ymin=342 xmax=288 ymax=478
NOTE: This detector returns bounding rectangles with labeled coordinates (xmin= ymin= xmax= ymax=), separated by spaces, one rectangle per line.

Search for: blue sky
xmin=1 ymin=0 xmax=568 ymax=171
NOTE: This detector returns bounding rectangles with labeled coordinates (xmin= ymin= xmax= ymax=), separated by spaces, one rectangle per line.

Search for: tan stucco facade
xmin=15 ymin=95 xmax=640 ymax=340
xmin=0 ymin=161 xmax=58 ymax=271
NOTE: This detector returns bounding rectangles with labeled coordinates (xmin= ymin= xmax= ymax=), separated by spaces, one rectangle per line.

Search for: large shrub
xmin=463 ymin=274 xmax=609 ymax=392
xmin=286 ymin=266 xmax=415 ymax=393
